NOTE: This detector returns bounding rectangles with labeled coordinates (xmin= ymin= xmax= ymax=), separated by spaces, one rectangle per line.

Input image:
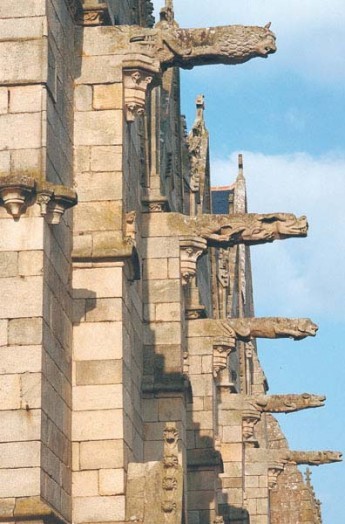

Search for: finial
xmin=195 ymin=94 xmax=205 ymax=121
xmin=237 ymin=153 xmax=245 ymax=181
xmin=159 ymin=0 xmax=176 ymax=26
xmin=305 ymin=467 xmax=312 ymax=485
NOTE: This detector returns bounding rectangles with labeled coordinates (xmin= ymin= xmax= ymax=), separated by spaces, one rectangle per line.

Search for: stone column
xmin=0 ymin=1 xmax=78 ymax=522
xmin=71 ymin=21 xmax=136 ymax=524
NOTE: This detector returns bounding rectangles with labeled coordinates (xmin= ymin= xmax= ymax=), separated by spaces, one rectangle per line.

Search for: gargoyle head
xmin=275 ymin=214 xmax=309 ymax=238
xmin=319 ymin=451 xmax=343 ymax=464
xmin=294 ymin=319 xmax=318 ymax=339
xmin=301 ymin=393 xmax=326 ymax=408
xmin=253 ymin=22 xmax=277 ymax=57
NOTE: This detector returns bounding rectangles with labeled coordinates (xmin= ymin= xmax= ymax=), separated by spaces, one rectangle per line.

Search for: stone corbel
xmin=180 ymin=237 xmax=207 ymax=286
xmin=142 ymin=193 xmax=170 ymax=213
xmin=0 ymin=176 xmax=77 ymax=223
xmin=268 ymin=462 xmax=285 ymax=490
xmin=123 ymin=57 xmax=161 ymax=122
xmin=242 ymin=410 xmax=261 ymax=448
xmin=213 ymin=336 xmax=236 ymax=379
xmin=0 ymin=175 xmax=35 ymax=219
xmin=42 ymin=185 xmax=78 ymax=225
xmin=77 ymin=1 xmax=111 ymax=26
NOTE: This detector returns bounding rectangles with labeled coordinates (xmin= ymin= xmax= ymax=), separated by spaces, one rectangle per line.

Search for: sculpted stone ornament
xmin=268 ymin=462 xmax=285 ymax=490
xmin=0 ymin=175 xmax=77 ymax=223
xmin=213 ymin=337 xmax=236 ymax=378
xmin=0 ymin=175 xmax=35 ymax=219
xmin=144 ymin=212 xmax=308 ymax=247
xmin=111 ymin=20 xmax=276 ymax=120
xmin=161 ymin=423 xmax=181 ymax=520
xmin=77 ymin=1 xmax=111 ymax=26
xmin=180 ymin=237 xmax=207 ymax=286
xmin=123 ymin=66 xmax=159 ymax=122
xmin=251 ymin=393 xmax=326 ymax=413
xmin=226 ymin=317 xmax=318 ymax=341
xmin=283 ymin=451 xmax=343 ymax=466
xmin=122 ymin=22 xmax=276 ymax=71
xmin=242 ymin=411 xmax=261 ymax=448
xmin=192 ymin=213 xmax=308 ymax=246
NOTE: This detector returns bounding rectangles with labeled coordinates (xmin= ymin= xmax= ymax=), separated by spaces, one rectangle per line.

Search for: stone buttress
xmin=0 ymin=2 xmax=341 ymax=524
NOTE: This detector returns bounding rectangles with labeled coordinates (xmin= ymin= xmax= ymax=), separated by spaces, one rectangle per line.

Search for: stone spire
xmin=158 ymin=0 xmax=178 ymax=28
xmin=188 ymin=94 xmax=210 ymax=215
xmin=234 ymin=154 xmax=247 ymax=214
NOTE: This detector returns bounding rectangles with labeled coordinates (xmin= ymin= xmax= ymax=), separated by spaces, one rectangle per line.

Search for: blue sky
xmin=153 ymin=1 xmax=345 ymax=521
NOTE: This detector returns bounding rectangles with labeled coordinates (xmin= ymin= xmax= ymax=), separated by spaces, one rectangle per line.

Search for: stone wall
xmin=0 ymin=2 xmax=338 ymax=524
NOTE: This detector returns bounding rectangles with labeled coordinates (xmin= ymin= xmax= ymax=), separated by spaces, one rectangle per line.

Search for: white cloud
xmin=152 ymin=0 xmax=345 ymax=82
xmin=211 ymin=151 xmax=345 ymax=320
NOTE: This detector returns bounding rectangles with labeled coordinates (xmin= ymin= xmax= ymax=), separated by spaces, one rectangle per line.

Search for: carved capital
xmin=213 ymin=336 xmax=236 ymax=378
xmin=242 ymin=410 xmax=261 ymax=447
xmin=45 ymin=187 xmax=77 ymax=225
xmin=142 ymin=193 xmax=170 ymax=213
xmin=268 ymin=462 xmax=285 ymax=490
xmin=77 ymin=2 xmax=111 ymax=26
xmin=36 ymin=189 xmax=53 ymax=217
xmin=180 ymin=237 xmax=207 ymax=286
xmin=123 ymin=61 xmax=160 ymax=122
xmin=213 ymin=518 xmax=225 ymax=524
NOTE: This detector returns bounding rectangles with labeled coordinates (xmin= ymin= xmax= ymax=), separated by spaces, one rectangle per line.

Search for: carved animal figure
xmin=251 ymin=394 xmax=326 ymax=413
xmin=285 ymin=451 xmax=343 ymax=466
xmin=192 ymin=213 xmax=308 ymax=246
xmin=160 ymin=23 xmax=277 ymax=68
xmin=124 ymin=23 xmax=276 ymax=70
xmin=227 ymin=317 xmax=318 ymax=340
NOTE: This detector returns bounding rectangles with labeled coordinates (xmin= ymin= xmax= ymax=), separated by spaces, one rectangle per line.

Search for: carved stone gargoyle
xmin=226 ymin=317 xmax=318 ymax=341
xmin=112 ymin=21 xmax=276 ymax=120
xmin=143 ymin=212 xmax=308 ymax=247
xmin=282 ymin=451 xmax=343 ymax=466
xmin=123 ymin=22 xmax=276 ymax=71
xmin=250 ymin=393 xmax=326 ymax=413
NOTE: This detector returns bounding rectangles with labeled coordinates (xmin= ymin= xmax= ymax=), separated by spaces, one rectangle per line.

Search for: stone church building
xmin=0 ymin=1 xmax=341 ymax=523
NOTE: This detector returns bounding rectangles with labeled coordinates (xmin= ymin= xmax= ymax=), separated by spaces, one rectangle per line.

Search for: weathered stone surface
xmin=79 ymin=439 xmax=124 ymax=470
xmin=73 ymin=495 xmax=125 ymax=523
xmin=0 ymin=441 xmax=40 ymax=468
xmin=143 ymin=212 xmax=308 ymax=246
xmin=72 ymin=409 xmax=124 ymax=440
xmin=283 ymin=450 xmax=342 ymax=466
xmin=75 ymin=360 xmax=122 ymax=385
xmin=83 ymin=23 xmax=276 ymax=70
xmin=0 ymin=468 xmax=40 ymax=497
xmin=251 ymin=393 xmax=326 ymax=413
